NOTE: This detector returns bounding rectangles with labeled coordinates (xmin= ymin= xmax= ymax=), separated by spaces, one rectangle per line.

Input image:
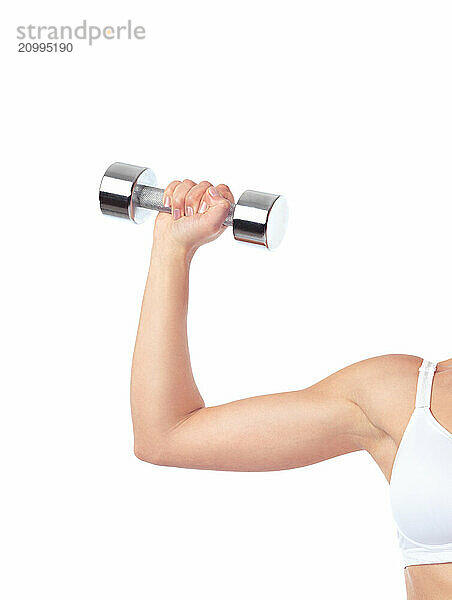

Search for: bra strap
xmin=415 ymin=359 xmax=438 ymax=409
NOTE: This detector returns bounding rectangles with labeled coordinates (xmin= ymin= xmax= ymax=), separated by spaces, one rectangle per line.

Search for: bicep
xmin=155 ymin=370 xmax=371 ymax=471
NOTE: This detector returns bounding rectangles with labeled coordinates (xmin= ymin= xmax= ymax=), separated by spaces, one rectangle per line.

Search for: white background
xmin=3 ymin=1 xmax=452 ymax=598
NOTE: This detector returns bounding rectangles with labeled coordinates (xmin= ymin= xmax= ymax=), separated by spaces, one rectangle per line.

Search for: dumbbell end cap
xmin=233 ymin=191 xmax=289 ymax=250
xmin=99 ymin=162 xmax=152 ymax=222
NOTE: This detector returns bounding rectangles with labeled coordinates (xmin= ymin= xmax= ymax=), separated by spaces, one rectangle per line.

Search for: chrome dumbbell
xmin=99 ymin=162 xmax=288 ymax=250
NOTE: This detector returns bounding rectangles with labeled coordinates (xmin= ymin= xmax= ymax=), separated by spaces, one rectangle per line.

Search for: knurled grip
xmin=134 ymin=184 xmax=170 ymax=214
xmin=133 ymin=184 xmax=235 ymax=227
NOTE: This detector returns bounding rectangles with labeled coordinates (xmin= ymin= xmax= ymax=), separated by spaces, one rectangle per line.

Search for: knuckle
xmin=186 ymin=184 xmax=208 ymax=205
xmin=172 ymin=196 xmax=185 ymax=207
xmin=172 ymin=182 xmax=186 ymax=200
xmin=217 ymin=184 xmax=232 ymax=200
xmin=166 ymin=180 xmax=181 ymax=191
xmin=185 ymin=188 xmax=197 ymax=201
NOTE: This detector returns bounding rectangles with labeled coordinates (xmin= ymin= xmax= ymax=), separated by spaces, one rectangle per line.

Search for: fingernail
xmin=164 ymin=196 xmax=171 ymax=208
xmin=199 ymin=201 xmax=208 ymax=214
xmin=208 ymin=186 xmax=220 ymax=198
xmin=173 ymin=208 xmax=181 ymax=220
xmin=186 ymin=206 xmax=194 ymax=217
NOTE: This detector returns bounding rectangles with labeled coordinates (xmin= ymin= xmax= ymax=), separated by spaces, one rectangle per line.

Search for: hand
xmin=153 ymin=179 xmax=234 ymax=255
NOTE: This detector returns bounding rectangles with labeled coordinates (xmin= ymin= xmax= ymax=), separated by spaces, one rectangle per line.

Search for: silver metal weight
xmin=99 ymin=162 xmax=288 ymax=250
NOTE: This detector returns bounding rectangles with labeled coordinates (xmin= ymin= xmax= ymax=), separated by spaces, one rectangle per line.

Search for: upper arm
xmin=142 ymin=361 xmax=385 ymax=472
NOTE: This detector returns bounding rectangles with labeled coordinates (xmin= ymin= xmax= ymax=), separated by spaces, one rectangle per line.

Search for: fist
xmin=153 ymin=179 xmax=235 ymax=254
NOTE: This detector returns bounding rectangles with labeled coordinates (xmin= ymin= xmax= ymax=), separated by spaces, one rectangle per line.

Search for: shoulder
xmin=309 ymin=353 xmax=422 ymax=434
xmin=346 ymin=354 xmax=423 ymax=438
xmin=350 ymin=353 xmax=422 ymax=389
xmin=313 ymin=354 xmax=422 ymax=413
xmin=337 ymin=354 xmax=423 ymax=479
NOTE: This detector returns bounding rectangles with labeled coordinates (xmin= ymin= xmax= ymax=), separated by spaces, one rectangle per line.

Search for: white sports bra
xmin=390 ymin=359 xmax=452 ymax=567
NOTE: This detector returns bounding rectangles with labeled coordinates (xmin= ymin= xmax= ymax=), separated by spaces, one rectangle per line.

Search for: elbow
xmin=133 ymin=444 xmax=153 ymax=464
xmin=133 ymin=436 xmax=175 ymax=467
xmin=133 ymin=437 xmax=168 ymax=466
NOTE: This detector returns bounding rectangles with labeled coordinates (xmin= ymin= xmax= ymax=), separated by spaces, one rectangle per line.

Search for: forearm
xmin=131 ymin=241 xmax=203 ymax=460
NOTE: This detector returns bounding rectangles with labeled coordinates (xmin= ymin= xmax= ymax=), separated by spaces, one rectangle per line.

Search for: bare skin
xmin=130 ymin=180 xmax=452 ymax=600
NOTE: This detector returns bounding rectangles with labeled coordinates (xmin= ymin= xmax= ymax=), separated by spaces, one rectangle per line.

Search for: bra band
xmin=415 ymin=359 xmax=437 ymax=409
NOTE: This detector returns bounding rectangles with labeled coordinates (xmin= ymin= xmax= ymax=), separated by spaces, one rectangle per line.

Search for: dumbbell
xmin=99 ymin=162 xmax=288 ymax=250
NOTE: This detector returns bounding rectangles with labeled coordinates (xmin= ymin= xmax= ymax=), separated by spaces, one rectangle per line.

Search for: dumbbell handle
xmin=133 ymin=183 xmax=234 ymax=227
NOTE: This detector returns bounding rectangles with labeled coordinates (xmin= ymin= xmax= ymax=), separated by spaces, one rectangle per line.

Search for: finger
xmin=162 ymin=181 xmax=181 ymax=210
xmin=200 ymin=185 xmax=232 ymax=212
xmin=185 ymin=181 xmax=212 ymax=215
xmin=199 ymin=185 xmax=234 ymax=211
xmin=199 ymin=186 xmax=231 ymax=228
xmin=172 ymin=179 xmax=196 ymax=219
xmin=215 ymin=184 xmax=235 ymax=206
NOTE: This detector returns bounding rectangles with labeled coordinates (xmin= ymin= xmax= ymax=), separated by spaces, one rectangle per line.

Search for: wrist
xmin=151 ymin=238 xmax=195 ymax=266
